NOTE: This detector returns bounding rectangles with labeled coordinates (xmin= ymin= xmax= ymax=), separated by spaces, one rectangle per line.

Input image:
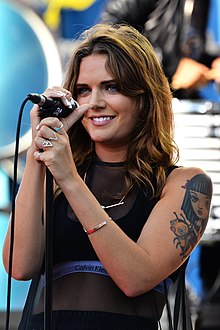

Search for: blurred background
xmin=0 ymin=0 xmax=219 ymax=329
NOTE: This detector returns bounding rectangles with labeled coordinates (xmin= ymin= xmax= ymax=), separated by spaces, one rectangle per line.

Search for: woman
xmin=3 ymin=24 xmax=212 ymax=329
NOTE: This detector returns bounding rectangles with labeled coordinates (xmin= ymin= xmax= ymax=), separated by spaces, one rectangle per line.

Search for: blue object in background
xmin=186 ymin=245 xmax=204 ymax=300
xmin=208 ymin=0 xmax=220 ymax=43
xmin=199 ymin=0 xmax=220 ymax=102
xmin=0 ymin=168 xmax=30 ymax=311
xmin=60 ymin=0 xmax=108 ymax=39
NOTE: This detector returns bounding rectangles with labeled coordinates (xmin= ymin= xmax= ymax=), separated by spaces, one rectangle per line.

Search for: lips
xmin=87 ymin=115 xmax=116 ymax=127
xmin=91 ymin=116 xmax=115 ymax=123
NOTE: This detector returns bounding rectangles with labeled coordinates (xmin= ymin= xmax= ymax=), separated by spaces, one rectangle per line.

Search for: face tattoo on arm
xmin=170 ymin=174 xmax=212 ymax=259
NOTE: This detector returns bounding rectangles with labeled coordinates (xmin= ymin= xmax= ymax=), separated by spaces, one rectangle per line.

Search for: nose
xmin=89 ymin=89 xmax=106 ymax=109
xmin=198 ymin=200 xmax=204 ymax=210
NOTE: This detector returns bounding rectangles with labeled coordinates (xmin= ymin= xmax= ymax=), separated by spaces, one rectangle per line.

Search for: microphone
xmin=27 ymin=93 xmax=78 ymax=118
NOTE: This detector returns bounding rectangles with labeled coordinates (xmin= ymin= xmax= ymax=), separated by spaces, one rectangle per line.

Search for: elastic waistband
xmin=42 ymin=261 xmax=108 ymax=287
xmin=43 ymin=260 xmax=173 ymax=294
xmin=53 ymin=260 xmax=109 ymax=278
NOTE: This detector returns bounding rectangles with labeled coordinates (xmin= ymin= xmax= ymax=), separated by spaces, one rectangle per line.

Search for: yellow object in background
xmin=43 ymin=0 xmax=96 ymax=29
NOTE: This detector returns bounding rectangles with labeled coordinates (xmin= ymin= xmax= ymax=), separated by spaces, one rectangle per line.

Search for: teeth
xmin=92 ymin=116 xmax=113 ymax=122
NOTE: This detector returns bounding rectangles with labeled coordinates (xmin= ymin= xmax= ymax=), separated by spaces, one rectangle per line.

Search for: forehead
xmin=77 ymin=54 xmax=113 ymax=81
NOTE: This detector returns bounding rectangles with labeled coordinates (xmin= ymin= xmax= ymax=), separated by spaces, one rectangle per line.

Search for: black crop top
xmin=53 ymin=159 xmax=179 ymax=281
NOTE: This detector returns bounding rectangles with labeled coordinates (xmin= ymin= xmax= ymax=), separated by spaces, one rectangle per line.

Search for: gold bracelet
xmin=83 ymin=220 xmax=107 ymax=235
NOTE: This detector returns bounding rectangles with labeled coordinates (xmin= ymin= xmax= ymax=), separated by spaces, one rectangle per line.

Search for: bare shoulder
xmin=164 ymin=166 xmax=212 ymax=193
xmin=163 ymin=166 xmax=213 ymax=209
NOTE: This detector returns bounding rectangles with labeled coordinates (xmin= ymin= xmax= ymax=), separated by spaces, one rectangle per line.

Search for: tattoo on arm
xmin=170 ymin=173 xmax=212 ymax=259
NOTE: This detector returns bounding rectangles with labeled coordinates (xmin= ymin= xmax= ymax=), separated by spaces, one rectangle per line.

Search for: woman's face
xmin=190 ymin=190 xmax=210 ymax=220
xmin=76 ymin=54 xmax=138 ymax=153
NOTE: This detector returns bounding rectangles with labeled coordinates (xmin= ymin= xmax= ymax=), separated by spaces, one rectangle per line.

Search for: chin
xmin=89 ymin=132 xmax=110 ymax=141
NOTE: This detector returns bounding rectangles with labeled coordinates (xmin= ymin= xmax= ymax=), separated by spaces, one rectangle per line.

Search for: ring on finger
xmin=49 ymin=132 xmax=58 ymax=141
xmin=54 ymin=122 xmax=63 ymax=132
xmin=34 ymin=151 xmax=42 ymax=160
xmin=42 ymin=140 xmax=53 ymax=148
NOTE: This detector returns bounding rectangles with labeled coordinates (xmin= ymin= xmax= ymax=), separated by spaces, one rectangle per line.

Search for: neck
xmin=95 ymin=143 xmax=127 ymax=163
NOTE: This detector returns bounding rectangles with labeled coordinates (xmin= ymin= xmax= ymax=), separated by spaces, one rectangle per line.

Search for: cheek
xmin=81 ymin=117 xmax=89 ymax=132
xmin=125 ymin=116 xmax=138 ymax=135
xmin=121 ymin=107 xmax=137 ymax=126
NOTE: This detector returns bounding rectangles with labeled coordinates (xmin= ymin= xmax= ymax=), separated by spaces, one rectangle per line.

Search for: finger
xmin=43 ymin=87 xmax=72 ymax=107
xmin=42 ymin=140 xmax=53 ymax=148
xmin=54 ymin=122 xmax=64 ymax=133
xmin=45 ymin=86 xmax=70 ymax=96
xmin=36 ymin=118 xmax=64 ymax=133
xmin=34 ymin=136 xmax=53 ymax=150
xmin=68 ymin=104 xmax=92 ymax=125
xmin=36 ymin=123 xmax=59 ymax=140
xmin=44 ymin=90 xmax=66 ymax=99
xmin=60 ymin=97 xmax=73 ymax=108
xmin=41 ymin=87 xmax=78 ymax=113
xmin=48 ymin=131 xmax=58 ymax=141
xmin=34 ymin=151 xmax=43 ymax=162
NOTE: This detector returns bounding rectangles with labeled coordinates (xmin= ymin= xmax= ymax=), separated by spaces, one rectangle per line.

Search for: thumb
xmin=63 ymin=104 xmax=91 ymax=129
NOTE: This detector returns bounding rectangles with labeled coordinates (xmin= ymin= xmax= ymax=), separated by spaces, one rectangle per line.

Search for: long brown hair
xmin=63 ymin=23 xmax=179 ymax=197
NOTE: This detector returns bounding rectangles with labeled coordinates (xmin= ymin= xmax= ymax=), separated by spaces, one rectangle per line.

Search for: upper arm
xmin=137 ymin=167 xmax=212 ymax=279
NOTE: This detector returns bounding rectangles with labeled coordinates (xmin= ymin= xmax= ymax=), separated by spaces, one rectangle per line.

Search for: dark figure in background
xmin=100 ymin=0 xmax=220 ymax=99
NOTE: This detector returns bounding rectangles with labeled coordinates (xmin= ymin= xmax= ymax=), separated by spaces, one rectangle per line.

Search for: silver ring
xmin=55 ymin=122 xmax=63 ymax=132
xmin=42 ymin=140 xmax=53 ymax=148
xmin=48 ymin=132 xmax=58 ymax=141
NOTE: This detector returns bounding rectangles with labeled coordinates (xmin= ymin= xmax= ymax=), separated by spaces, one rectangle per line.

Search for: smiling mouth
xmin=91 ymin=116 xmax=115 ymax=122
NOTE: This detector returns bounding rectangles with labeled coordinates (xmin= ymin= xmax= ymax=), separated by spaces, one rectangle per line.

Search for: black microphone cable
xmin=4 ymin=95 xmax=31 ymax=330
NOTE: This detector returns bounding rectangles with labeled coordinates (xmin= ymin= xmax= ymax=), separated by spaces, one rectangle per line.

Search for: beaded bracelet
xmin=83 ymin=220 xmax=107 ymax=235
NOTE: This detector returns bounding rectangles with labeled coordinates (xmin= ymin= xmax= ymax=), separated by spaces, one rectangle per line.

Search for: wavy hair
xmin=62 ymin=23 xmax=179 ymax=197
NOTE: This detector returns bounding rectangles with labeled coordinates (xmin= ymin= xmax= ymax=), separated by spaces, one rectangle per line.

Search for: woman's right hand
xmin=30 ymin=86 xmax=91 ymax=140
xmin=29 ymin=87 xmax=71 ymax=140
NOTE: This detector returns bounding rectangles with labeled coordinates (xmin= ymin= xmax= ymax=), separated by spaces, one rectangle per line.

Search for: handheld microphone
xmin=27 ymin=93 xmax=79 ymax=118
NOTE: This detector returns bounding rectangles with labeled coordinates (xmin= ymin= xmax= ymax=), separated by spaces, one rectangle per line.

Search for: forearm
xmin=61 ymin=175 xmax=159 ymax=297
xmin=3 ymin=147 xmax=46 ymax=280
xmin=89 ymin=220 xmax=154 ymax=297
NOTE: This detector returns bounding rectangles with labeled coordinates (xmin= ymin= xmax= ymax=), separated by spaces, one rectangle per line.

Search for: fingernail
xmin=70 ymin=98 xmax=79 ymax=107
xmin=34 ymin=151 xmax=41 ymax=158
xmin=63 ymin=98 xmax=72 ymax=107
xmin=36 ymin=124 xmax=40 ymax=130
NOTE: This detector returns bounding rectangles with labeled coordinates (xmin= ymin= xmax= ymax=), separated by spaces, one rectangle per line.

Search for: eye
xmin=76 ymin=86 xmax=90 ymax=96
xmin=105 ymin=83 xmax=119 ymax=92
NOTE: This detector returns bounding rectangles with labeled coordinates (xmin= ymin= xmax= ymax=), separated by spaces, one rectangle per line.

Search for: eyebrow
xmin=76 ymin=79 xmax=115 ymax=87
